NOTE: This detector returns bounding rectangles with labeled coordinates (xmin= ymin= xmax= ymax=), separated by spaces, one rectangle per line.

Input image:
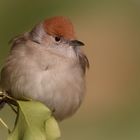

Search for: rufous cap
xmin=43 ymin=16 xmax=76 ymax=40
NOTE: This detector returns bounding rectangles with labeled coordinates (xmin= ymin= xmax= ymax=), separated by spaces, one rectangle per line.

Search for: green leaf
xmin=8 ymin=101 xmax=61 ymax=140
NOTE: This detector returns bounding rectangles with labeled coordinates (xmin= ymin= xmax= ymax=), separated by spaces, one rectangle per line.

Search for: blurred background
xmin=0 ymin=0 xmax=140 ymax=140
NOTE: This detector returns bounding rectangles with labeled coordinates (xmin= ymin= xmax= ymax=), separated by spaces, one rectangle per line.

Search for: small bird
xmin=0 ymin=16 xmax=89 ymax=121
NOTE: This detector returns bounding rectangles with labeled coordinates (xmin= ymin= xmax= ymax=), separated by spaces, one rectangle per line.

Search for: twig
xmin=0 ymin=91 xmax=18 ymax=106
xmin=0 ymin=91 xmax=18 ymax=133
xmin=0 ymin=118 xmax=11 ymax=133
xmin=7 ymin=103 xmax=18 ymax=114
xmin=0 ymin=90 xmax=31 ymax=133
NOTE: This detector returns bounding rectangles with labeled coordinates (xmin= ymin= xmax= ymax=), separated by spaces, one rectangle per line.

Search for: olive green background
xmin=0 ymin=0 xmax=140 ymax=140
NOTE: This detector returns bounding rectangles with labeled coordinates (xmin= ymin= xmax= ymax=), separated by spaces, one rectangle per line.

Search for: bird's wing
xmin=78 ymin=53 xmax=89 ymax=74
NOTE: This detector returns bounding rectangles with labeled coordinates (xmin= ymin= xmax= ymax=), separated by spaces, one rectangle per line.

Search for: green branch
xmin=0 ymin=91 xmax=61 ymax=140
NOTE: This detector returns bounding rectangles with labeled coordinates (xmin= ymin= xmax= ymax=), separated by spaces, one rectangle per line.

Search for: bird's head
xmin=30 ymin=16 xmax=85 ymax=52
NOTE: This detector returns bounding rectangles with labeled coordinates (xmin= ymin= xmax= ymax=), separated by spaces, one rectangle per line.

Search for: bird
xmin=0 ymin=16 xmax=89 ymax=121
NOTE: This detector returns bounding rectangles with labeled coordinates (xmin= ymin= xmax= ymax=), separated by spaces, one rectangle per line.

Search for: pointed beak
xmin=69 ymin=40 xmax=85 ymax=47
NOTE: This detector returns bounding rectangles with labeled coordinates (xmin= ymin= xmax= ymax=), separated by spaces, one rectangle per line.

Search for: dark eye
xmin=55 ymin=36 xmax=61 ymax=42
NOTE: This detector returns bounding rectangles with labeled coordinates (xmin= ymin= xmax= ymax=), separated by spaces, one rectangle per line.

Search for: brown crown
xmin=43 ymin=16 xmax=76 ymax=40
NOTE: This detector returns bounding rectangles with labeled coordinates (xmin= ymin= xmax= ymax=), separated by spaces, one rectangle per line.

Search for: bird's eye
xmin=55 ymin=36 xmax=61 ymax=42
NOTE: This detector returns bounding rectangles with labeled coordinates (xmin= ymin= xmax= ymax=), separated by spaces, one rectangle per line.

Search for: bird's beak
xmin=69 ymin=40 xmax=85 ymax=47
